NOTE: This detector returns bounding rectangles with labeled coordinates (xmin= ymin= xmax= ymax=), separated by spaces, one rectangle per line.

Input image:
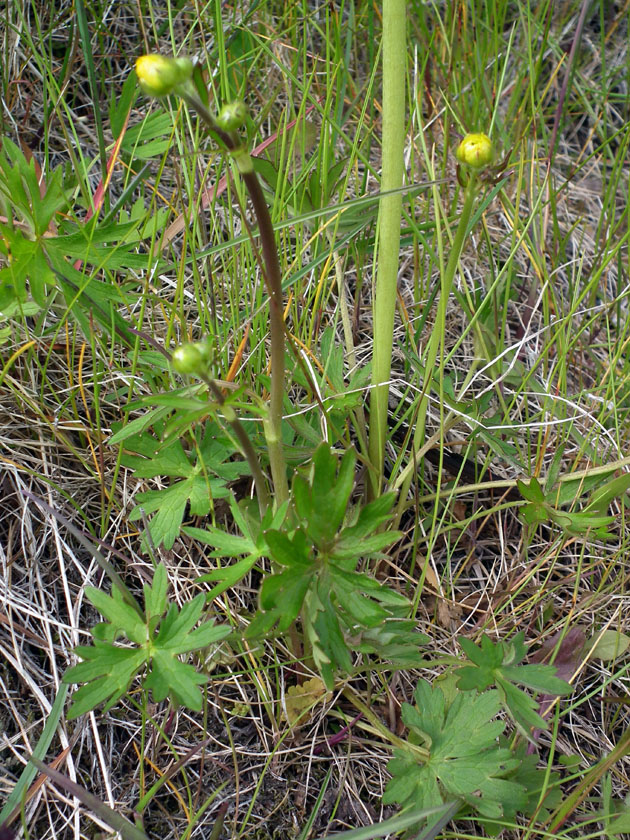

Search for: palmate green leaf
xmin=85 ymin=586 xmax=147 ymax=645
xmin=293 ymin=444 xmax=356 ymax=547
xmin=154 ymin=595 xmax=204 ymax=649
xmin=122 ymin=436 xmax=194 ymax=478
xmin=196 ymin=554 xmax=260 ymax=602
xmin=254 ymin=445 xmax=415 ymax=685
xmin=186 ymin=525 xmax=258 ymax=557
xmin=47 ymin=218 xmax=150 ymax=270
xmin=338 ymin=492 xmax=398 ymax=541
xmin=123 ymin=426 xmax=246 ymax=549
xmin=145 ymin=650 xmax=209 ymax=709
xmin=331 ymin=573 xmax=389 ymax=628
xmin=455 ymin=633 xmax=571 ymax=733
xmin=384 ymin=681 xmax=527 ymax=820
xmin=495 ymin=676 xmax=547 ymax=731
xmin=310 ymin=583 xmax=353 ymax=681
xmin=259 ymin=565 xmax=315 ymax=630
xmin=64 ymin=565 xmax=230 ymax=718
xmin=332 ymin=530 xmax=401 ymax=560
xmin=517 ymin=477 xmax=545 ymax=503
xmin=129 ymin=473 xmax=230 ymax=550
xmin=353 ymin=618 xmax=428 ymax=668
xmin=265 ymin=528 xmax=311 ymax=567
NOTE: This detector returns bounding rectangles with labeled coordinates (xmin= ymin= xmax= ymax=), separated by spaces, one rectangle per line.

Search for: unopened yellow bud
xmin=216 ymin=101 xmax=248 ymax=132
xmin=135 ymin=55 xmax=193 ymax=97
xmin=456 ymin=133 xmax=494 ymax=169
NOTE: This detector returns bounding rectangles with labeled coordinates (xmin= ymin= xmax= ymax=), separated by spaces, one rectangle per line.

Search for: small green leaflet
xmin=122 ymin=424 xmax=247 ymax=549
xmin=455 ymin=633 xmax=572 ymax=734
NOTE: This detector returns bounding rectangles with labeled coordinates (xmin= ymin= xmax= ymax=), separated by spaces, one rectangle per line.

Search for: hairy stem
xmin=368 ymin=0 xmax=407 ymax=498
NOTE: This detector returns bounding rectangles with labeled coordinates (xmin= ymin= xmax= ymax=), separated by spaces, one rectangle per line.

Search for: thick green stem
xmin=180 ymin=90 xmax=288 ymax=506
xmin=368 ymin=0 xmax=407 ymax=498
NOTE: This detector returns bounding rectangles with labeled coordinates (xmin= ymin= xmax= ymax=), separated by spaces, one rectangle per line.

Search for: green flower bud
xmin=216 ymin=100 xmax=248 ymax=132
xmin=456 ymin=133 xmax=494 ymax=169
xmin=135 ymin=55 xmax=193 ymax=98
xmin=171 ymin=342 xmax=206 ymax=375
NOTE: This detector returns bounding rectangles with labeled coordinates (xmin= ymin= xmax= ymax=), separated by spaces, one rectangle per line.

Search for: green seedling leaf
xmin=384 ymin=680 xmax=527 ymax=820
xmin=63 ymin=564 xmax=230 ymax=718
xmin=455 ymin=633 xmax=571 ymax=735
xmin=587 ymin=630 xmax=630 ymax=661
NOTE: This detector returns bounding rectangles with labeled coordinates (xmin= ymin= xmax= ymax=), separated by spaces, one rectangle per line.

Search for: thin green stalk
xmin=367 ymin=0 xmax=407 ymax=498
xmin=395 ymin=173 xmax=479 ymax=510
xmin=199 ymin=374 xmax=271 ymax=514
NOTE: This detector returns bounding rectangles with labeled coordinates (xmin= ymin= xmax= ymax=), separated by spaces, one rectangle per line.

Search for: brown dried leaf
xmin=284 ymin=677 xmax=331 ymax=727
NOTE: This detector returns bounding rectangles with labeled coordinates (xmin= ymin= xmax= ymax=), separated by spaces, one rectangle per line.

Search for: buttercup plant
xmin=5 ymin=5 xmax=629 ymax=838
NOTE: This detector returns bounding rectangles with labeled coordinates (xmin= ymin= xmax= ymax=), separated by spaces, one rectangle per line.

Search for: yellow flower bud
xmin=216 ymin=101 xmax=248 ymax=132
xmin=135 ymin=55 xmax=193 ymax=98
xmin=456 ymin=133 xmax=494 ymax=169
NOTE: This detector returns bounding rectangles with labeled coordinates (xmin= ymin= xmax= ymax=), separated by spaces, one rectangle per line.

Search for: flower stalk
xmin=395 ymin=134 xmax=493 ymax=507
xmin=136 ymin=56 xmax=288 ymax=506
